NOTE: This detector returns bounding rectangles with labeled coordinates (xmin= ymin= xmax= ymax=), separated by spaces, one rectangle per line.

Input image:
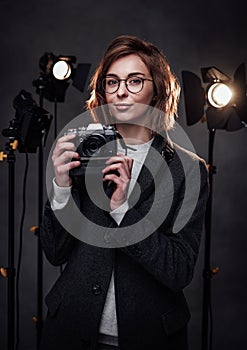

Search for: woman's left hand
xmin=102 ymin=153 xmax=133 ymax=211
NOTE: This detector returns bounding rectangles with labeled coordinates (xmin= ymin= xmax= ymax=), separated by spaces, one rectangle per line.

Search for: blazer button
xmin=92 ymin=284 xmax=102 ymax=295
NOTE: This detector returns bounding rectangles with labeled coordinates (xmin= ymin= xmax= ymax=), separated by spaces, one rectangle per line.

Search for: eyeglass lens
xmin=103 ymin=76 xmax=144 ymax=94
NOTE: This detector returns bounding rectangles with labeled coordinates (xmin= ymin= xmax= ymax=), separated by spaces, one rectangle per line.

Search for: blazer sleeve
xmin=120 ymin=155 xmax=209 ymax=292
xmin=40 ymin=198 xmax=77 ymax=266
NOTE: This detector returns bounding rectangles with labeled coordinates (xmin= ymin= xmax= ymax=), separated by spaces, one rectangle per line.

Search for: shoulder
xmin=152 ymin=132 xmax=208 ymax=180
xmin=170 ymin=142 xmax=208 ymax=183
xmin=154 ymin=132 xmax=206 ymax=166
xmin=173 ymin=142 xmax=206 ymax=165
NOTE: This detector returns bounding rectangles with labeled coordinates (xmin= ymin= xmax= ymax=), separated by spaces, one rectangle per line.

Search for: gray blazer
xmin=40 ymin=133 xmax=208 ymax=350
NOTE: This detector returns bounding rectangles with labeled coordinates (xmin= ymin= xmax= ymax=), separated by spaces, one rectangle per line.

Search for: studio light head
xmin=39 ymin=52 xmax=76 ymax=81
xmin=2 ymin=90 xmax=52 ymax=153
xmin=33 ymin=52 xmax=91 ymax=103
xmin=182 ymin=63 xmax=247 ymax=131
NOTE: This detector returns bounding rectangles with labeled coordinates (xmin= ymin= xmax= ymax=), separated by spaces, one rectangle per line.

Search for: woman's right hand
xmin=52 ymin=134 xmax=81 ymax=187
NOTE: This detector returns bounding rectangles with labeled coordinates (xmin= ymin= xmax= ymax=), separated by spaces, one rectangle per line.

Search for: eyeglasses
xmin=102 ymin=76 xmax=153 ymax=94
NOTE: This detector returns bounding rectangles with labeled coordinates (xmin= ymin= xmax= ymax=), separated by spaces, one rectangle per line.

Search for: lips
xmin=113 ymin=103 xmax=133 ymax=111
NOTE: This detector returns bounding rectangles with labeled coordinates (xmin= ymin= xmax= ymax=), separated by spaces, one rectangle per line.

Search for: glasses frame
xmin=102 ymin=76 xmax=153 ymax=94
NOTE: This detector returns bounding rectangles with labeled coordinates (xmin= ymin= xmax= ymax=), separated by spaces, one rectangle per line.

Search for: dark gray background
xmin=0 ymin=0 xmax=246 ymax=349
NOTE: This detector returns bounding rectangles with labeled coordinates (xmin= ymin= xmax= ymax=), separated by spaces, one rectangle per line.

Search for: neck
xmin=116 ymin=123 xmax=154 ymax=144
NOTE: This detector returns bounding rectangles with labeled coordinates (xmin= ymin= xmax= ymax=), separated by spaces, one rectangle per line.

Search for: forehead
xmin=106 ymin=54 xmax=150 ymax=76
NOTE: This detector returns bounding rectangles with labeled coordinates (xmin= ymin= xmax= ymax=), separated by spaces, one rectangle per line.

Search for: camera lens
xmin=78 ymin=134 xmax=106 ymax=157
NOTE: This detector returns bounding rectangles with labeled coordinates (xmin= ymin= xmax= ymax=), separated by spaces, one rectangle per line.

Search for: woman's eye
xmin=107 ymin=79 xmax=118 ymax=86
xmin=128 ymin=78 xmax=142 ymax=85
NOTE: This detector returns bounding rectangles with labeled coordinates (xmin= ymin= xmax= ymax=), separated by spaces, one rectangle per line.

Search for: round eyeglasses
xmin=102 ymin=76 xmax=153 ymax=94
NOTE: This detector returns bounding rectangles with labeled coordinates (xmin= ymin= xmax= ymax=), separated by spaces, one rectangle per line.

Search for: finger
xmin=103 ymin=174 xmax=130 ymax=206
xmin=105 ymin=155 xmax=126 ymax=164
xmin=52 ymin=151 xmax=80 ymax=167
xmin=55 ymin=160 xmax=81 ymax=176
xmin=106 ymin=155 xmax=132 ymax=178
xmin=103 ymin=163 xmax=131 ymax=180
xmin=126 ymin=156 xmax=134 ymax=171
xmin=53 ymin=142 xmax=78 ymax=158
xmin=117 ymin=153 xmax=133 ymax=169
xmin=58 ymin=133 xmax=77 ymax=143
xmin=106 ymin=154 xmax=132 ymax=164
xmin=122 ymin=156 xmax=133 ymax=179
xmin=103 ymin=173 xmax=128 ymax=189
xmin=53 ymin=133 xmax=78 ymax=155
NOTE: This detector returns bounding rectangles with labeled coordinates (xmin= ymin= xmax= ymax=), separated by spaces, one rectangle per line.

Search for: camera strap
xmin=161 ymin=139 xmax=174 ymax=164
xmin=116 ymin=132 xmax=137 ymax=155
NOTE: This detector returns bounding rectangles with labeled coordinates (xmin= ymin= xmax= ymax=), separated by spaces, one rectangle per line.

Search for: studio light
xmin=2 ymin=90 xmax=52 ymax=153
xmin=182 ymin=63 xmax=247 ymax=350
xmin=39 ymin=53 xmax=75 ymax=80
xmin=33 ymin=52 xmax=91 ymax=103
xmin=181 ymin=63 xmax=247 ymax=131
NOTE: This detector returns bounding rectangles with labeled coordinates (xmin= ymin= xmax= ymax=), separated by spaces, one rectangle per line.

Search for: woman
xmin=40 ymin=35 xmax=208 ymax=350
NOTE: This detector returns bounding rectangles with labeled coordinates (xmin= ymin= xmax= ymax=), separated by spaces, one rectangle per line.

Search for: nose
xmin=117 ymin=80 xmax=128 ymax=97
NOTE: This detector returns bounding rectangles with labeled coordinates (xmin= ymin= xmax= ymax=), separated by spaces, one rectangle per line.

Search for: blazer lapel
xmin=128 ymin=132 xmax=172 ymax=208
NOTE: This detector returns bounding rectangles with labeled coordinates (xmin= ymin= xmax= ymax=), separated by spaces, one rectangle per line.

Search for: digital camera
xmin=65 ymin=123 xmax=119 ymax=176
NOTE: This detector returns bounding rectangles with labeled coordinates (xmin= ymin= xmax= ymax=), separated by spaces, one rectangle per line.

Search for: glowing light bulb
xmin=207 ymin=82 xmax=232 ymax=108
xmin=52 ymin=60 xmax=71 ymax=80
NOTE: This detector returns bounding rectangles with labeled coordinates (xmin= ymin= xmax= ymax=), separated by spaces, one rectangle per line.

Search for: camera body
xmin=65 ymin=123 xmax=118 ymax=176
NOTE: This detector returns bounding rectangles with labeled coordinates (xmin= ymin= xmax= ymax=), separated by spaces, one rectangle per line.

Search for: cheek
xmin=105 ymin=94 xmax=113 ymax=104
xmin=135 ymin=89 xmax=154 ymax=105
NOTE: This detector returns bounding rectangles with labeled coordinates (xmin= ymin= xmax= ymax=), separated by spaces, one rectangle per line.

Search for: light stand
xmin=181 ymin=63 xmax=247 ymax=350
xmin=6 ymin=137 xmax=17 ymax=350
xmin=201 ymin=128 xmax=217 ymax=350
xmin=32 ymin=54 xmax=91 ymax=348
xmin=1 ymin=90 xmax=51 ymax=350
xmin=0 ymin=127 xmax=18 ymax=350
xmin=32 ymin=64 xmax=70 ymax=347
xmin=31 ymin=73 xmax=49 ymax=348
xmin=37 ymin=74 xmax=45 ymax=348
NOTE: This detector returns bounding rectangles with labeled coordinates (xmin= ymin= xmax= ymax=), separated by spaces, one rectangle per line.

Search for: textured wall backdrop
xmin=0 ymin=0 xmax=246 ymax=349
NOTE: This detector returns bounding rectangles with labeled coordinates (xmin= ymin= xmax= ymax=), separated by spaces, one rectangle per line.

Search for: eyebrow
xmin=105 ymin=72 xmax=146 ymax=78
